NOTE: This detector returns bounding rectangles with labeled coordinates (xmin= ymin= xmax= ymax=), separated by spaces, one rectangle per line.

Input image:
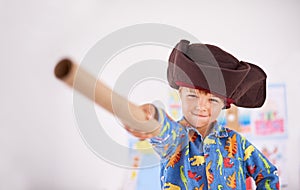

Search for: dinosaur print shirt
xmin=150 ymin=108 xmax=279 ymax=190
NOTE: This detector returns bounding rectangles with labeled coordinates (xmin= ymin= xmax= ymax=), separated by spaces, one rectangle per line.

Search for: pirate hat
xmin=168 ymin=40 xmax=267 ymax=108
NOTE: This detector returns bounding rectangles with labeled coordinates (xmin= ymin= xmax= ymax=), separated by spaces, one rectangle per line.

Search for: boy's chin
xmin=190 ymin=122 xmax=210 ymax=129
xmin=191 ymin=120 xmax=216 ymax=129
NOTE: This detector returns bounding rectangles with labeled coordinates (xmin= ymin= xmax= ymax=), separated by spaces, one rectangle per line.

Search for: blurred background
xmin=1 ymin=0 xmax=299 ymax=189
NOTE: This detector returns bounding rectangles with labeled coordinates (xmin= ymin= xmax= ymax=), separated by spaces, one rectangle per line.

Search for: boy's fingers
xmin=141 ymin=104 xmax=155 ymax=120
xmin=123 ymin=104 xmax=157 ymax=139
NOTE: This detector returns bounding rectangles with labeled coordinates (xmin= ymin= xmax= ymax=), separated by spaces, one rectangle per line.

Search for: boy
xmin=126 ymin=40 xmax=279 ymax=189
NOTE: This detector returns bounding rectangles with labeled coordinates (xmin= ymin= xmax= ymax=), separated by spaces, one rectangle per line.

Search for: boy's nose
xmin=196 ymin=98 xmax=209 ymax=109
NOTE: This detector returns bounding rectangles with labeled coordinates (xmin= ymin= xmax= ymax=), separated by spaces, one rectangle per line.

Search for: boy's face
xmin=179 ymin=87 xmax=224 ymax=130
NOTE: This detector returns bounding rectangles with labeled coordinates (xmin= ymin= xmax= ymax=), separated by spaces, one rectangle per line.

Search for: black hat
xmin=167 ymin=40 xmax=267 ymax=108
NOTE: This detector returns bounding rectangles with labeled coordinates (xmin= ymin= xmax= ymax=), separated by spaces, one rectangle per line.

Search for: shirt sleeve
xmin=243 ymin=137 xmax=280 ymax=189
xmin=149 ymin=107 xmax=187 ymax=159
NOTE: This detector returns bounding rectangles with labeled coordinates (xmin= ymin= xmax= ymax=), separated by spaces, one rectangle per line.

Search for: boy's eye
xmin=187 ymin=94 xmax=198 ymax=98
xmin=209 ymin=98 xmax=219 ymax=103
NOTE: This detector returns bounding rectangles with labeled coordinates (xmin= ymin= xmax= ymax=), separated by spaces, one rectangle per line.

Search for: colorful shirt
xmin=150 ymin=108 xmax=280 ymax=190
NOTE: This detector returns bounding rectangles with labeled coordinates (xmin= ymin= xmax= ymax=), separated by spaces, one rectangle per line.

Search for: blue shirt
xmin=150 ymin=108 xmax=279 ymax=190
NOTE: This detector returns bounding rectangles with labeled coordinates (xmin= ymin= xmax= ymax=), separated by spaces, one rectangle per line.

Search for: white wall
xmin=1 ymin=0 xmax=299 ymax=189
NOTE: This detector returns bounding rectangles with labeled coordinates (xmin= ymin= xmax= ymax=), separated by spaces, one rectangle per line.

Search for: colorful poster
xmin=238 ymin=84 xmax=288 ymax=139
xmin=253 ymin=84 xmax=287 ymax=138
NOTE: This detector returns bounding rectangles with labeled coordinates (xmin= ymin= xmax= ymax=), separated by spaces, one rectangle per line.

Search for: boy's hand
xmin=124 ymin=103 xmax=158 ymax=140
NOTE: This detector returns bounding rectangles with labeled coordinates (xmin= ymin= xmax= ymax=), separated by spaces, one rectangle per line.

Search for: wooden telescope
xmin=54 ymin=58 xmax=161 ymax=136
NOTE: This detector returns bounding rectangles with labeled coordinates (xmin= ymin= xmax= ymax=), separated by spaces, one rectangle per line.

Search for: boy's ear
xmin=222 ymin=105 xmax=226 ymax=110
xmin=178 ymin=87 xmax=183 ymax=98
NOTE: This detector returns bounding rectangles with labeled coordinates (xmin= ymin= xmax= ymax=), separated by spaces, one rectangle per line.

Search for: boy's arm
xmin=149 ymin=106 xmax=187 ymax=159
xmin=125 ymin=103 xmax=186 ymax=159
xmin=243 ymin=138 xmax=280 ymax=189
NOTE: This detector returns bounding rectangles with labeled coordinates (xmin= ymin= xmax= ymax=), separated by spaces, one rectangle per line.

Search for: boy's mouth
xmin=192 ymin=113 xmax=209 ymax=117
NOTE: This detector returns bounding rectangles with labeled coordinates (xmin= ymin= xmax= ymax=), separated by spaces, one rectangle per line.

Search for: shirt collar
xmin=212 ymin=123 xmax=228 ymax=138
